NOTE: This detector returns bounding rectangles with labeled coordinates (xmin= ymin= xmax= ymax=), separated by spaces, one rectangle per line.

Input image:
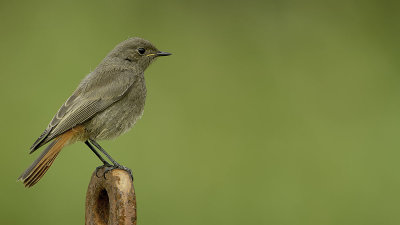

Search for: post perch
xmin=85 ymin=167 xmax=137 ymax=225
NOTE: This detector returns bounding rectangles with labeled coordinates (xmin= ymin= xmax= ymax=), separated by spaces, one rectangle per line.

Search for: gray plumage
xmin=30 ymin=37 xmax=169 ymax=153
xmin=19 ymin=37 xmax=171 ymax=187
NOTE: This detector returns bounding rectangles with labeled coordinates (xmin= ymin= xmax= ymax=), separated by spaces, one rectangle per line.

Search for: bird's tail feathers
xmin=18 ymin=127 xmax=82 ymax=187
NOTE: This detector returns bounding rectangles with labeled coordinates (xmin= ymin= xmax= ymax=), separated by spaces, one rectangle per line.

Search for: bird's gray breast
xmin=85 ymin=75 xmax=147 ymax=140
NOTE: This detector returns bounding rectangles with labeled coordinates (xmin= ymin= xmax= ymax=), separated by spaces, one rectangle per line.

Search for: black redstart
xmin=18 ymin=37 xmax=171 ymax=187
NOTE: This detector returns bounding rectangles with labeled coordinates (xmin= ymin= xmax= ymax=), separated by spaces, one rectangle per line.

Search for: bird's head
xmin=107 ymin=37 xmax=171 ymax=71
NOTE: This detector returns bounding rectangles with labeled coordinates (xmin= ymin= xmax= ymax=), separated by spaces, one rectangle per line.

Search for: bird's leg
xmin=85 ymin=140 xmax=112 ymax=177
xmin=88 ymin=139 xmax=119 ymax=165
xmin=85 ymin=140 xmax=111 ymax=165
xmin=89 ymin=139 xmax=133 ymax=180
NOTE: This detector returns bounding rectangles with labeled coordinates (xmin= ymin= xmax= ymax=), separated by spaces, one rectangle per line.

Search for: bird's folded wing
xmin=30 ymin=70 xmax=136 ymax=153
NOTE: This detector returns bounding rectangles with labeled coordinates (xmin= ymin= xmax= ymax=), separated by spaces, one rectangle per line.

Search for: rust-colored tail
xmin=18 ymin=128 xmax=81 ymax=187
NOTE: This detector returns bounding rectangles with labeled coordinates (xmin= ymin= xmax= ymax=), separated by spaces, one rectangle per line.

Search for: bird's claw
xmin=115 ymin=165 xmax=134 ymax=181
xmin=95 ymin=164 xmax=134 ymax=181
xmin=95 ymin=163 xmax=112 ymax=178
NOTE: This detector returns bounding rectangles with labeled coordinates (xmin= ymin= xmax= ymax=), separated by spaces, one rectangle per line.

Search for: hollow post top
xmin=85 ymin=168 xmax=136 ymax=225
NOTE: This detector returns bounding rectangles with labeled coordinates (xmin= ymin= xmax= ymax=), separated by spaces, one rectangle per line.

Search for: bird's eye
xmin=137 ymin=48 xmax=146 ymax=55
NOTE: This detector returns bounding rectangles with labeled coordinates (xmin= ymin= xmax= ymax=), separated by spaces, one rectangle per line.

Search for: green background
xmin=1 ymin=0 xmax=400 ymax=224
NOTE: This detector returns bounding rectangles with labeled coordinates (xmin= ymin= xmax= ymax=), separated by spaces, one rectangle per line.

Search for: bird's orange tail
xmin=18 ymin=127 xmax=82 ymax=187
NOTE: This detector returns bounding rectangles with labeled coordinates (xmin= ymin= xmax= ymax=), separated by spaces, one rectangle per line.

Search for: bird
xmin=18 ymin=37 xmax=171 ymax=187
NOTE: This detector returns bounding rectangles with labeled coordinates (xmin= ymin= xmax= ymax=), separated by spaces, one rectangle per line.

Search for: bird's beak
xmin=156 ymin=51 xmax=172 ymax=56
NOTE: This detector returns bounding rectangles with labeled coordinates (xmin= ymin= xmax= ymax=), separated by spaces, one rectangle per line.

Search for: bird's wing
xmin=30 ymin=91 xmax=81 ymax=152
xmin=30 ymin=70 xmax=136 ymax=153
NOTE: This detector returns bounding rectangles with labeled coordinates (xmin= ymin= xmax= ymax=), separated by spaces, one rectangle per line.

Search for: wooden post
xmin=85 ymin=168 xmax=137 ymax=225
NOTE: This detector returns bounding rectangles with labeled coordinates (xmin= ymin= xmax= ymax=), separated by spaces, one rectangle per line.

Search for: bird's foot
xmin=113 ymin=164 xmax=134 ymax=181
xmin=98 ymin=164 xmax=134 ymax=181
xmin=95 ymin=163 xmax=112 ymax=178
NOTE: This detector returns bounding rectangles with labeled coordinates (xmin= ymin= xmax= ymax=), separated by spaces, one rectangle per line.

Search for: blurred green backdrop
xmin=1 ymin=0 xmax=400 ymax=224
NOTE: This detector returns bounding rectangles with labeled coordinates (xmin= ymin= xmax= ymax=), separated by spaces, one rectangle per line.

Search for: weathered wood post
xmin=85 ymin=168 xmax=137 ymax=225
